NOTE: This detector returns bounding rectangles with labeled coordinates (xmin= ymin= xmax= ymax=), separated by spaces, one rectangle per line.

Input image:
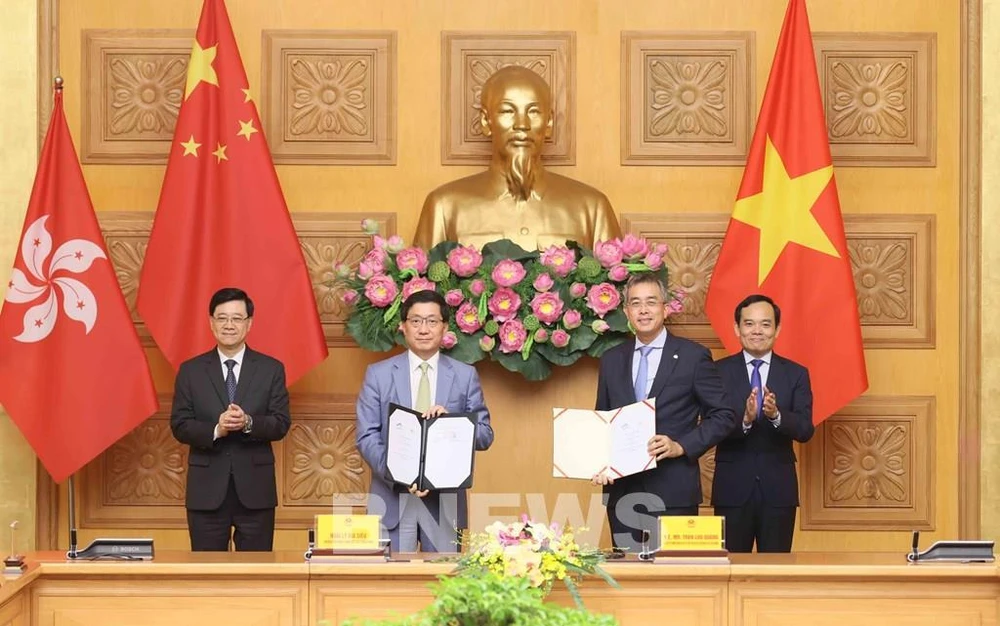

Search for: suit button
xmin=755 ymin=476 xmax=761 ymax=482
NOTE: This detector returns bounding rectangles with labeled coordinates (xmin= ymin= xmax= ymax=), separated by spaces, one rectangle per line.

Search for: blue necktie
xmin=224 ymin=359 xmax=237 ymax=404
xmin=750 ymin=359 xmax=764 ymax=420
xmin=634 ymin=345 xmax=654 ymax=402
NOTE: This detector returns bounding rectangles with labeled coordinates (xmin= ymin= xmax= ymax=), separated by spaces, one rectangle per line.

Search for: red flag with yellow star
xmin=138 ymin=0 xmax=327 ymax=383
xmin=704 ymin=0 xmax=867 ymax=423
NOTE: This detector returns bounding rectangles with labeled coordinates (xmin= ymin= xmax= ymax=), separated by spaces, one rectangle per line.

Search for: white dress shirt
xmin=742 ymin=350 xmax=781 ymax=431
xmin=632 ymin=328 xmax=667 ymax=398
xmin=407 ymin=350 xmax=440 ymax=408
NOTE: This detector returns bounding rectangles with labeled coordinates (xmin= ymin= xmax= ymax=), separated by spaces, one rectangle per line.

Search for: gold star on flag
xmin=237 ymin=120 xmax=258 ymax=141
xmin=212 ymin=143 xmax=228 ymax=163
xmin=731 ymin=135 xmax=839 ymax=285
xmin=184 ymin=41 xmax=219 ymax=99
xmin=241 ymin=87 xmax=253 ymax=103
xmin=180 ymin=135 xmax=201 ymax=157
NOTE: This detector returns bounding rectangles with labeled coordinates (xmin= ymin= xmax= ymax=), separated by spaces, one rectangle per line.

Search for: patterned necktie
xmin=750 ymin=359 xmax=764 ymax=419
xmin=224 ymin=359 xmax=237 ymax=404
xmin=634 ymin=345 xmax=654 ymax=402
xmin=415 ymin=362 xmax=431 ymax=412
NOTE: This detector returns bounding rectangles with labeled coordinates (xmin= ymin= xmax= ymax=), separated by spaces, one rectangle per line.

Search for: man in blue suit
xmin=356 ymin=290 xmax=494 ymax=553
xmin=593 ymin=273 xmax=737 ymax=552
xmin=711 ymin=294 xmax=814 ymax=552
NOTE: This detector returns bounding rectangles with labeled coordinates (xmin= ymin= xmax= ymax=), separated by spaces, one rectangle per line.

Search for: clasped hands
xmin=591 ymin=434 xmax=685 ymax=486
xmin=743 ymin=387 xmax=778 ymax=426
xmin=408 ymin=404 xmax=447 ymax=498
xmin=216 ymin=403 xmax=248 ymax=436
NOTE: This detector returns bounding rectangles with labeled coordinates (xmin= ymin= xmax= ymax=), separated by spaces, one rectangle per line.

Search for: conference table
xmin=0 ymin=551 xmax=996 ymax=625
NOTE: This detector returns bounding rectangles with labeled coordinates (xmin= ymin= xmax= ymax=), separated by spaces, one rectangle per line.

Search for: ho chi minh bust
xmin=413 ymin=66 xmax=621 ymax=252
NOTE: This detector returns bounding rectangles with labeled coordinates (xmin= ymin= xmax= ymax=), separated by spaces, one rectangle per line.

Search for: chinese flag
xmin=0 ymin=84 xmax=158 ymax=482
xmin=137 ymin=0 xmax=327 ymax=383
xmin=704 ymin=0 xmax=868 ymax=423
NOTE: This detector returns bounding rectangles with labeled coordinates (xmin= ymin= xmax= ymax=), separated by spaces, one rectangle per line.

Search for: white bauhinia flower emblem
xmin=4 ymin=216 xmax=106 ymax=343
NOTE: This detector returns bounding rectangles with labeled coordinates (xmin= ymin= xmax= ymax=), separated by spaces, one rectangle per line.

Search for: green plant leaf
xmin=534 ymin=343 xmax=585 ymax=367
xmin=428 ymin=241 xmax=461 ymax=264
xmin=493 ymin=350 xmax=552 ymax=380
xmin=603 ymin=309 xmax=629 ymax=332
xmin=481 ymin=239 xmax=536 ymax=263
xmin=567 ymin=327 xmax=598 ymax=352
xmin=444 ymin=332 xmax=487 ymax=364
xmin=587 ymin=333 xmax=627 ymax=358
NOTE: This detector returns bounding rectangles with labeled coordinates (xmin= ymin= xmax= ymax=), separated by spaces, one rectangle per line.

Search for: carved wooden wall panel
xmin=621 ymin=213 xmax=935 ymax=349
xmin=813 ymin=32 xmax=936 ymax=167
xmin=82 ymin=30 xmax=192 ymax=164
xmin=261 ymin=31 xmax=397 ymax=165
xmin=79 ymin=393 xmax=366 ymax=529
xmin=96 ymin=211 xmax=396 ymax=348
xmin=800 ymin=396 xmax=935 ymax=530
xmin=441 ymin=31 xmax=575 ymax=164
xmin=621 ymin=32 xmax=755 ymax=165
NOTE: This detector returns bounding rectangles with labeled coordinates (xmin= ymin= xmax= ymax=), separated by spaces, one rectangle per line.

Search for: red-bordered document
xmin=551 ymin=400 xmax=656 ymax=479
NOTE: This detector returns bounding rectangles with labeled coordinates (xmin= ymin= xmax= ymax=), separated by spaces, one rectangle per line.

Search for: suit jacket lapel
xmin=731 ymin=354 xmax=751 ymax=400
xmin=235 ymin=348 xmax=259 ymax=406
xmin=646 ymin=333 xmax=680 ymax=401
xmin=203 ymin=350 xmax=229 ymax=408
xmin=391 ymin=353 xmax=412 ymax=408
xmin=436 ymin=356 xmax=455 ymax=410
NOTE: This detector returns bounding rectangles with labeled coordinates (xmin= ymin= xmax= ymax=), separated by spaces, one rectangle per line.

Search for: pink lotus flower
xmin=534 ymin=328 xmax=549 ymax=343
xmin=551 ymin=329 xmax=570 ymax=348
xmin=385 ymin=235 xmax=405 ymax=253
xmin=469 ymin=278 xmax=486 ymax=296
xmin=488 ymin=287 xmax=522 ymax=322
xmin=402 ymin=277 xmax=435 ymax=300
xmin=445 ymin=289 xmax=465 ymax=307
xmin=492 ymin=260 xmax=527 ymax=287
xmin=533 ymin=273 xmax=554 ymax=292
xmin=361 ymin=218 xmax=379 ymax=234
xmin=357 ymin=260 xmax=376 ymax=280
xmin=441 ymin=331 xmax=458 ymax=349
xmin=620 ymin=234 xmax=649 ymax=260
xmin=570 ymin=282 xmax=587 ymax=299
xmin=342 ymin=289 xmax=359 ymax=305
xmin=455 ymin=301 xmax=482 ymax=334
xmin=396 ymin=247 xmax=429 ymax=274
xmin=373 ymin=235 xmax=386 ymax=250
xmin=364 ymin=275 xmax=397 ymax=307
xmin=592 ymin=320 xmax=610 ymax=334
xmin=654 ymin=242 xmax=668 ymax=257
xmin=608 ymin=264 xmax=628 ymax=282
xmin=334 ymin=262 xmax=352 ymax=278
xmin=479 ymin=335 xmax=496 ymax=351
xmin=593 ymin=240 xmax=624 ymax=268
xmin=562 ymin=309 xmax=582 ymax=329
xmin=667 ymin=294 xmax=685 ymax=314
xmin=586 ymin=283 xmax=621 ymax=318
xmin=540 ymin=245 xmax=577 ymax=278
xmin=644 ymin=253 xmax=663 ymax=270
xmin=499 ymin=319 xmax=528 ymax=353
xmin=447 ymin=245 xmax=483 ymax=277
xmin=530 ymin=292 xmax=564 ymax=324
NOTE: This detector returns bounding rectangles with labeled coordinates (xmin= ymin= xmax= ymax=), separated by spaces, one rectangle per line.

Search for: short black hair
xmin=400 ymin=289 xmax=449 ymax=323
xmin=733 ymin=294 xmax=780 ymax=326
xmin=209 ymin=287 xmax=254 ymax=318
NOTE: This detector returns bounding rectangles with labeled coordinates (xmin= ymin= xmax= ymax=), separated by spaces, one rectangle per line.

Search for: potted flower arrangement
xmin=334 ymin=220 xmax=682 ymax=381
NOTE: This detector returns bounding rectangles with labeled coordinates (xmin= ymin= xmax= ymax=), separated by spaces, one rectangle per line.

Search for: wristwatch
xmin=242 ymin=414 xmax=253 ymax=434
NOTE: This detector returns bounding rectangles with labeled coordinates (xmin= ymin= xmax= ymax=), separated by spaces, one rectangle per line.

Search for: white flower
xmin=5 ymin=216 xmax=106 ymax=343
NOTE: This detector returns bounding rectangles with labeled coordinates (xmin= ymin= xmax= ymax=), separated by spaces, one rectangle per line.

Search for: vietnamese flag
xmin=137 ymin=0 xmax=327 ymax=383
xmin=0 ymin=82 xmax=158 ymax=482
xmin=704 ymin=0 xmax=868 ymax=423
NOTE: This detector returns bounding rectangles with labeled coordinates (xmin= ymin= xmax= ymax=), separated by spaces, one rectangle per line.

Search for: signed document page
xmin=422 ymin=416 xmax=475 ymax=489
xmin=552 ymin=400 xmax=656 ymax=479
xmin=386 ymin=407 xmax=422 ymax=486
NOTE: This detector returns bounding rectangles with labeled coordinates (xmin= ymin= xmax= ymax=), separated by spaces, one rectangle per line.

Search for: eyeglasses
xmin=405 ymin=317 xmax=443 ymax=329
xmin=213 ymin=315 xmax=249 ymax=325
xmin=626 ymin=299 xmax=664 ymax=310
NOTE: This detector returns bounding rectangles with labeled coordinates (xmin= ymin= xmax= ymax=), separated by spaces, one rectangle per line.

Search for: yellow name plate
xmin=658 ymin=515 xmax=725 ymax=551
xmin=315 ymin=514 xmax=381 ymax=550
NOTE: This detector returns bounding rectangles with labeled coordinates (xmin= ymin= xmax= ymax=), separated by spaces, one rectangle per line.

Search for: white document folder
xmin=552 ymin=399 xmax=657 ymax=479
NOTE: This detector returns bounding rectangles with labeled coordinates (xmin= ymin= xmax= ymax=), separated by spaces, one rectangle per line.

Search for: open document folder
xmin=552 ymin=399 xmax=656 ymax=479
xmin=385 ymin=403 xmax=476 ymax=491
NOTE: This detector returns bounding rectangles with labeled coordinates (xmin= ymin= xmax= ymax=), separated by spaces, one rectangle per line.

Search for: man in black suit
xmin=170 ymin=287 xmax=291 ymax=551
xmin=712 ymin=294 xmax=814 ymax=553
xmin=593 ymin=274 xmax=737 ymax=552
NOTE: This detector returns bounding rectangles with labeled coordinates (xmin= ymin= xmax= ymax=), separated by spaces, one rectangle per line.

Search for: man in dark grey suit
xmin=712 ymin=294 xmax=814 ymax=552
xmin=593 ymin=273 xmax=736 ymax=552
xmin=170 ymin=287 xmax=291 ymax=551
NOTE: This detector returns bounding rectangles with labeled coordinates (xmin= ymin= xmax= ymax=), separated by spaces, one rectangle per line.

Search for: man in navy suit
xmin=712 ymin=294 xmax=814 ymax=552
xmin=170 ymin=287 xmax=291 ymax=551
xmin=593 ymin=273 xmax=737 ymax=552
xmin=356 ymin=290 xmax=494 ymax=552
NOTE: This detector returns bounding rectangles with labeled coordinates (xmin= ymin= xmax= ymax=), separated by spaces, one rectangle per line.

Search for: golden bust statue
xmin=413 ymin=66 xmax=621 ymax=251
